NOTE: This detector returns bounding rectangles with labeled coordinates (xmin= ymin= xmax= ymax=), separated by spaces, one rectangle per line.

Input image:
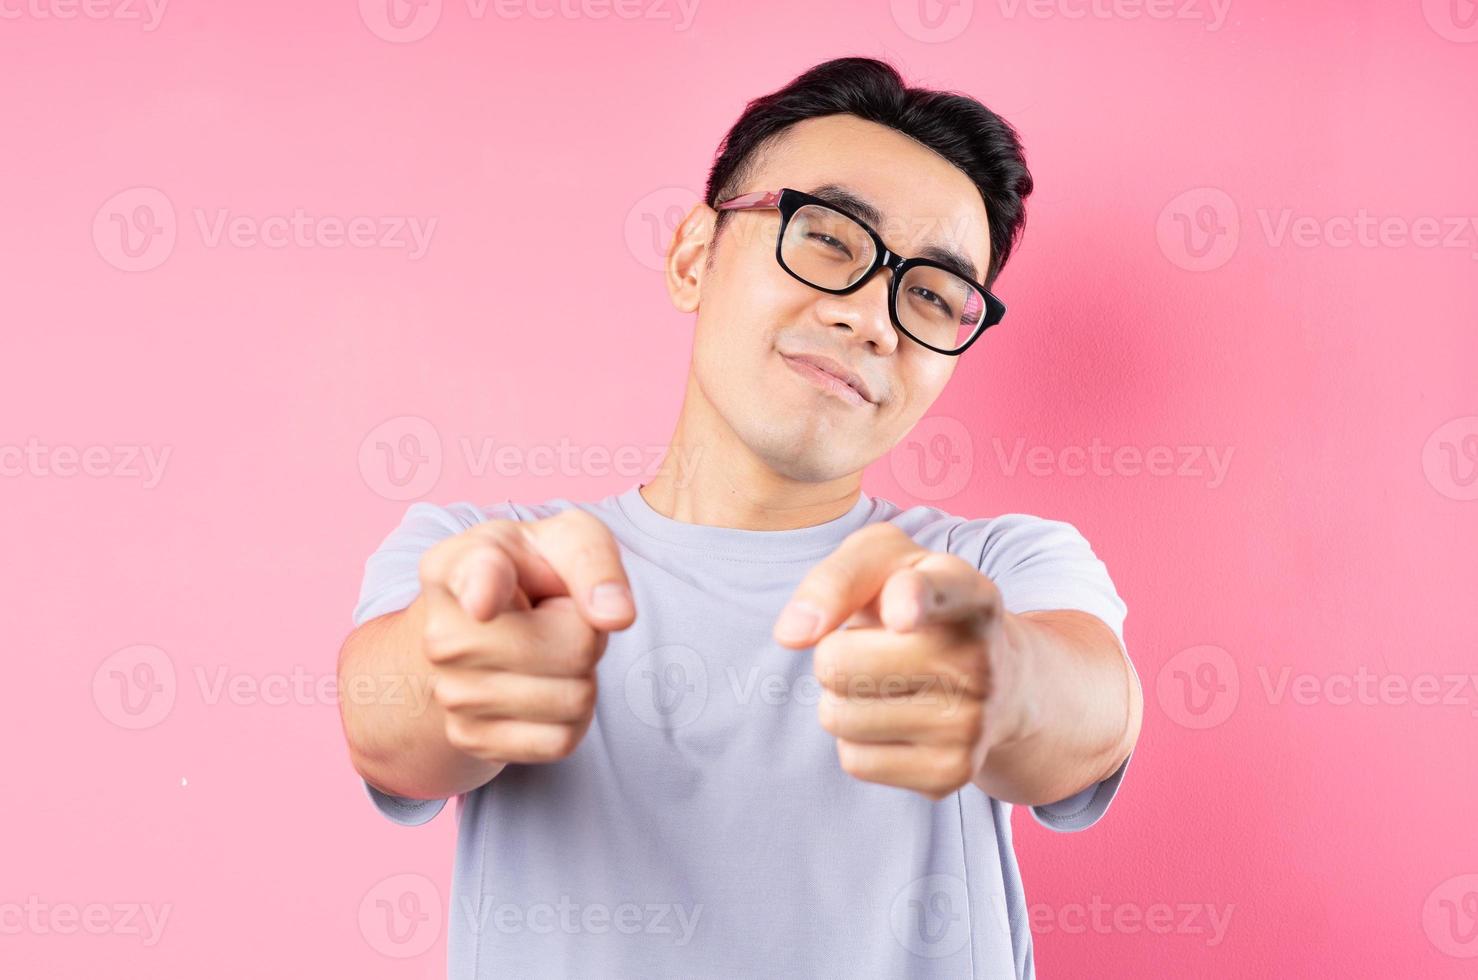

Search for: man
xmin=338 ymin=56 xmax=1143 ymax=978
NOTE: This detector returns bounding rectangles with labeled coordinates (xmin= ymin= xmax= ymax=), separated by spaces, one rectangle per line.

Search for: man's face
xmin=674 ymin=113 xmax=994 ymax=484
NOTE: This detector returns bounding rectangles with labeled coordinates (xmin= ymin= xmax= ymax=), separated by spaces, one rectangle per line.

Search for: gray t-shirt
xmin=351 ymin=483 xmax=1136 ymax=978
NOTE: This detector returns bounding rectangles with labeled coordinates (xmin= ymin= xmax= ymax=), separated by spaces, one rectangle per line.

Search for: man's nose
xmin=814 ymin=268 xmax=899 ymax=355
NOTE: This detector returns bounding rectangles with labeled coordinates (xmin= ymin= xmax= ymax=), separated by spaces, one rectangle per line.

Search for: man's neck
xmin=640 ymin=376 xmax=863 ymax=532
xmin=638 ymin=474 xmax=861 ymax=532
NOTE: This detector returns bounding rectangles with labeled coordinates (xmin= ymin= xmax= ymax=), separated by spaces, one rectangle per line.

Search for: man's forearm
xmin=971 ymin=609 xmax=1142 ymax=807
xmin=336 ymin=595 xmax=506 ymax=800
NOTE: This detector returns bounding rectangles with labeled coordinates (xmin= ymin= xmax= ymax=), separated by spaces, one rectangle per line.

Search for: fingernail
xmin=776 ymin=601 xmax=822 ymax=643
xmin=590 ymin=582 xmax=632 ymax=619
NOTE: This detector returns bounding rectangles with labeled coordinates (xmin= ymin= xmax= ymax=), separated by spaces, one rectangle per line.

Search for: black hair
xmin=703 ymin=56 xmax=1034 ymax=289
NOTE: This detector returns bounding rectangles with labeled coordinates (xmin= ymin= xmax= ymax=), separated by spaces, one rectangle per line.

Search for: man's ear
xmin=665 ymin=203 xmax=717 ymax=314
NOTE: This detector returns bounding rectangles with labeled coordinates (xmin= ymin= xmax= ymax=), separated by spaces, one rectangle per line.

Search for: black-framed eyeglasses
xmin=714 ymin=187 xmax=1006 ymax=356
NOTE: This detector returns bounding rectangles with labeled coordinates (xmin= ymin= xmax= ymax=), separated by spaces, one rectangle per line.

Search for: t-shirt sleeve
xmin=968 ymin=513 xmax=1138 ymax=833
xmin=350 ymin=499 xmax=516 ymax=826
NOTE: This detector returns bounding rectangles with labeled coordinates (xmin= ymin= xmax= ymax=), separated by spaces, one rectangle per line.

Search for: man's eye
xmin=808 ymin=233 xmax=851 ymax=256
xmin=913 ymin=287 xmax=949 ymax=311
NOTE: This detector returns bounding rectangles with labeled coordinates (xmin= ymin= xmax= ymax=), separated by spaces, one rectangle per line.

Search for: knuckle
xmin=432 ymin=676 xmax=471 ymax=711
xmin=418 ymin=541 xmax=453 ymax=585
xmin=860 ymin=522 xmax=907 ymax=546
xmin=563 ymin=679 xmax=598 ymax=719
xmin=557 ymin=508 xmax=605 ymax=536
xmin=945 ymin=701 xmax=985 ymax=739
xmin=935 ymin=751 xmax=976 ymax=793
xmin=563 ymin=627 xmax=603 ymax=673
xmin=422 ymin=626 xmax=462 ymax=664
xmin=936 ymin=552 xmax=974 ymax=575
xmin=469 ymin=518 xmax=520 ymax=545
xmin=525 ymin=724 xmax=581 ymax=762
xmin=817 ymin=692 xmax=843 ymax=733
xmin=811 ymin=641 xmax=845 ymax=688
xmin=443 ymin=715 xmax=484 ymax=755
xmin=836 ymin=741 xmax=866 ymax=777
xmin=551 ymin=725 xmax=583 ymax=758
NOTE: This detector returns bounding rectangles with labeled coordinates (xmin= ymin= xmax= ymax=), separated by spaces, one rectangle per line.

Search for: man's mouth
xmin=778 ymin=351 xmax=875 ymax=407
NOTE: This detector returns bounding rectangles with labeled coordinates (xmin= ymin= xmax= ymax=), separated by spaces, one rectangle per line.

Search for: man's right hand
xmin=417 ymin=508 xmax=636 ymax=766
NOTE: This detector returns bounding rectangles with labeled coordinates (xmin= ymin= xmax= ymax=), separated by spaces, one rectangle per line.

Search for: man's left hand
xmin=773 ymin=523 xmax=1034 ymax=801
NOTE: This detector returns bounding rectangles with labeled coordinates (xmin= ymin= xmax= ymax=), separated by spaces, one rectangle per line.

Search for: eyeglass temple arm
xmin=714 ymin=190 xmax=783 ymax=211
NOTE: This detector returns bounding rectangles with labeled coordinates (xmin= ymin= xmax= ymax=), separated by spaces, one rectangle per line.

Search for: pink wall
xmin=3 ymin=1 xmax=1475 ymax=976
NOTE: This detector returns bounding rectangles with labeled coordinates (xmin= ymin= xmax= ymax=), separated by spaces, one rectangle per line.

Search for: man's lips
xmin=779 ymin=352 xmax=876 ymax=406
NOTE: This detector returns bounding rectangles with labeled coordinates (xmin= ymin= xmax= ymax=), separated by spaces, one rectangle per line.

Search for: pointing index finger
xmin=519 ymin=508 xmax=637 ymax=631
xmin=773 ymin=523 xmax=925 ymax=647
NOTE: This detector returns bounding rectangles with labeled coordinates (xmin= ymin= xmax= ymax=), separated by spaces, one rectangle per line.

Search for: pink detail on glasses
xmin=961 ymin=289 xmax=985 ymax=326
xmin=715 ymin=190 xmax=783 ymax=210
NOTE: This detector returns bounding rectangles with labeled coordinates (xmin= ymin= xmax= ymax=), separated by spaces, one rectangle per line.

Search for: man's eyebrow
xmin=805 ymin=182 xmax=983 ymax=284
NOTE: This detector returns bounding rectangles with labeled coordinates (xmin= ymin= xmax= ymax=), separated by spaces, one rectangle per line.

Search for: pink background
xmin=3 ymin=1 xmax=1476 ymax=976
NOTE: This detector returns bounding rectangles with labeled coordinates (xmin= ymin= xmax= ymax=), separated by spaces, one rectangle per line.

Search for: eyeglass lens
xmin=779 ymin=203 xmax=985 ymax=351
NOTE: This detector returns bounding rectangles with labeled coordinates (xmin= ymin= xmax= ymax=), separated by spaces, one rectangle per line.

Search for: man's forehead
xmin=799 ymin=180 xmax=989 ymax=285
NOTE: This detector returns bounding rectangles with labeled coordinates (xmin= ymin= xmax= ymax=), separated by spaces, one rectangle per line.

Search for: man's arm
xmin=336 ymin=594 xmax=508 ymax=802
xmin=971 ymin=609 xmax=1142 ymax=807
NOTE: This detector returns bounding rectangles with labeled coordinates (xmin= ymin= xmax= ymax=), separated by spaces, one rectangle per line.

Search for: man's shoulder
xmin=396 ymin=492 xmax=613 ymax=530
xmin=864 ymin=496 xmax=1086 ymax=568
